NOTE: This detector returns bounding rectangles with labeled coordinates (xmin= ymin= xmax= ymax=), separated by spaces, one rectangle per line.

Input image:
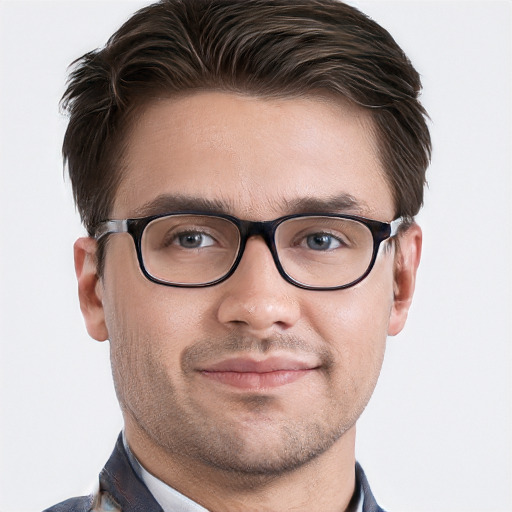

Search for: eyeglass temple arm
xmin=389 ymin=217 xmax=404 ymax=237
xmin=95 ymin=220 xmax=129 ymax=240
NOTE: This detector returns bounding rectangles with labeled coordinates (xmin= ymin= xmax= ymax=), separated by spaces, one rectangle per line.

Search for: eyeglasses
xmin=95 ymin=212 xmax=402 ymax=290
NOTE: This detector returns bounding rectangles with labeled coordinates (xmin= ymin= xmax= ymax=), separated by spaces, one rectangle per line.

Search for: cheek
xmin=307 ymin=261 xmax=394 ymax=376
xmin=103 ymin=282 xmax=202 ymax=413
xmin=103 ymin=236 xmax=209 ymax=339
xmin=104 ymin=279 xmax=220 ymax=387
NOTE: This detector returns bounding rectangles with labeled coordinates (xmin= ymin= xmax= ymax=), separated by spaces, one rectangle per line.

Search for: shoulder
xmin=356 ymin=462 xmax=387 ymax=512
xmin=42 ymin=433 xmax=158 ymax=512
xmin=42 ymin=495 xmax=93 ymax=512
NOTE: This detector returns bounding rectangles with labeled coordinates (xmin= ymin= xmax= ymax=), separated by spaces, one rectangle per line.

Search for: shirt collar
xmin=123 ymin=432 xmax=364 ymax=512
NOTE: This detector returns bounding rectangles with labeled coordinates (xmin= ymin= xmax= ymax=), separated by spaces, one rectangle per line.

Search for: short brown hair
xmin=62 ymin=0 xmax=431 ymax=238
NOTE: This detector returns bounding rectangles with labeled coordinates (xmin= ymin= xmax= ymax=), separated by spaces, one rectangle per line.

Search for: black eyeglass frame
xmin=95 ymin=211 xmax=403 ymax=291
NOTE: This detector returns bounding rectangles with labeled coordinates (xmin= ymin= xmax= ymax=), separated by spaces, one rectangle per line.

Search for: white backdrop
xmin=0 ymin=1 xmax=510 ymax=511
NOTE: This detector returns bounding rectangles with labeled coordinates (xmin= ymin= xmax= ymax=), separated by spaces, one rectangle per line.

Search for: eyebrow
xmin=130 ymin=193 xmax=369 ymax=219
xmin=284 ymin=195 xmax=367 ymax=215
xmin=132 ymin=195 xmax=233 ymax=217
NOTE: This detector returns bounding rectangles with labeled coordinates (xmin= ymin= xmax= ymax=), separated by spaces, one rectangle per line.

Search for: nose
xmin=216 ymin=237 xmax=301 ymax=336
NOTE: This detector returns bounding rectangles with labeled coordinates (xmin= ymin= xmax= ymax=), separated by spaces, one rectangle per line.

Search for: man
xmin=45 ymin=0 xmax=430 ymax=510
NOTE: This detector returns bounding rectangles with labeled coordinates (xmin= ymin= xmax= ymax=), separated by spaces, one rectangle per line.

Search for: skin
xmin=75 ymin=92 xmax=421 ymax=512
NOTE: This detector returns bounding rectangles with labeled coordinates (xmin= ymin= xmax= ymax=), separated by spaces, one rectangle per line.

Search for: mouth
xmin=199 ymin=356 xmax=320 ymax=390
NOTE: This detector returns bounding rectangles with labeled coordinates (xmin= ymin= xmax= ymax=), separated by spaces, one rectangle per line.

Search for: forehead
xmin=114 ymin=92 xmax=394 ymax=220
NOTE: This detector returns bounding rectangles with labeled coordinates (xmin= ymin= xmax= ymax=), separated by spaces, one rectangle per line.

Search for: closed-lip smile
xmin=199 ymin=356 xmax=320 ymax=390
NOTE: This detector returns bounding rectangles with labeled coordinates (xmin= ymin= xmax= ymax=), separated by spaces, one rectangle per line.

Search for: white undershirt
xmin=122 ymin=432 xmax=363 ymax=512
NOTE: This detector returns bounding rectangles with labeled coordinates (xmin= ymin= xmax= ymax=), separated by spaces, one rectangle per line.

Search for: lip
xmin=199 ymin=356 xmax=320 ymax=390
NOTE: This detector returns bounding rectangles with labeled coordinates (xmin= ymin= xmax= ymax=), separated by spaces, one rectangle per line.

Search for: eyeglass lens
xmin=140 ymin=214 xmax=374 ymax=287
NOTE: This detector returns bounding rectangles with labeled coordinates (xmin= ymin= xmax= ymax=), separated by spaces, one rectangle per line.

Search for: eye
xmin=305 ymin=233 xmax=343 ymax=251
xmin=174 ymin=231 xmax=216 ymax=249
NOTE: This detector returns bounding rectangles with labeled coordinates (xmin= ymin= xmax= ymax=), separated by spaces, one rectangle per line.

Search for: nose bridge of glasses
xmin=238 ymin=219 xmax=279 ymax=253
xmin=234 ymin=219 xmax=282 ymax=272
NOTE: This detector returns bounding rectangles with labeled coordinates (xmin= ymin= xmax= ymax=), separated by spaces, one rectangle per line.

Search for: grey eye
xmin=306 ymin=233 xmax=342 ymax=251
xmin=176 ymin=232 xmax=215 ymax=248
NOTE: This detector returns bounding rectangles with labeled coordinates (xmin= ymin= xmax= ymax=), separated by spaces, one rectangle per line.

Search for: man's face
xmin=77 ymin=92 xmax=419 ymax=476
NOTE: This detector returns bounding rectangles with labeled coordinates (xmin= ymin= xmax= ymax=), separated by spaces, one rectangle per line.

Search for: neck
xmin=125 ymin=420 xmax=357 ymax=512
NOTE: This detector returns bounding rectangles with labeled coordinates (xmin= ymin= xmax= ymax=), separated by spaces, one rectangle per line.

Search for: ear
xmin=388 ymin=223 xmax=422 ymax=336
xmin=74 ymin=237 xmax=109 ymax=341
